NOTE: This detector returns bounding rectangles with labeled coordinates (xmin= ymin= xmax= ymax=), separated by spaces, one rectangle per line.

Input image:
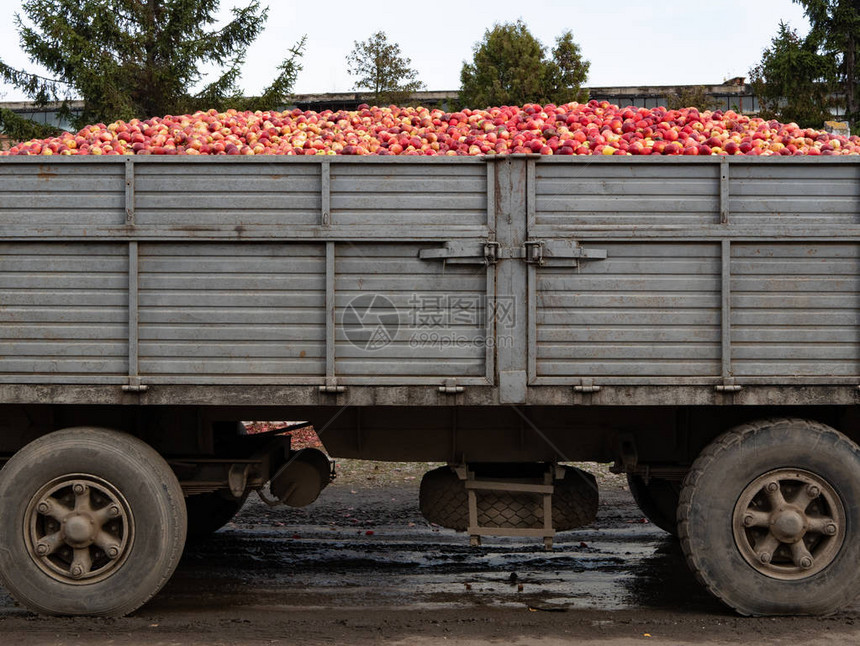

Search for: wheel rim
xmin=25 ymin=474 xmax=134 ymax=585
xmin=732 ymin=469 xmax=845 ymax=581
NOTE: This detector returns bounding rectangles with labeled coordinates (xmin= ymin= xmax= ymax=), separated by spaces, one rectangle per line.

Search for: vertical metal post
xmin=325 ymin=241 xmax=336 ymax=388
xmin=719 ymin=158 xmax=730 ymax=225
xmin=125 ymin=159 xmax=135 ymax=225
xmin=496 ymin=157 xmax=529 ymax=403
xmin=721 ymin=238 xmax=733 ymax=381
xmin=321 ymin=160 xmax=331 ymax=227
xmin=125 ymin=241 xmax=142 ymax=391
xmin=485 ymin=162 xmax=497 ymax=384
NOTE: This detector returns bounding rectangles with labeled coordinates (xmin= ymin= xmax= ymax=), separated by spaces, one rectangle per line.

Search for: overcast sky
xmin=0 ymin=0 xmax=812 ymax=102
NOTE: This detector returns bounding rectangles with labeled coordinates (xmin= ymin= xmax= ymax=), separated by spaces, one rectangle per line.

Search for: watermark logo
xmin=343 ymin=293 xmax=516 ymax=351
xmin=342 ymin=294 xmax=400 ymax=351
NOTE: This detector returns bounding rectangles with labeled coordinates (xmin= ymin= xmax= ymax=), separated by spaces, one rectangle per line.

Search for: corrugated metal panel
xmin=331 ymin=163 xmax=487 ymax=226
xmin=335 ymin=243 xmax=487 ymax=379
xmin=139 ymin=243 xmax=326 ymax=378
xmin=134 ymin=162 xmax=321 ymax=226
xmin=729 ymin=164 xmax=860 ymax=226
xmin=732 ymin=243 xmax=860 ymax=377
xmin=0 ymin=162 xmax=125 ymax=226
xmin=0 ymin=243 xmax=128 ymax=377
xmin=535 ymin=242 xmax=722 ymax=379
xmin=535 ymin=163 xmax=720 ymax=227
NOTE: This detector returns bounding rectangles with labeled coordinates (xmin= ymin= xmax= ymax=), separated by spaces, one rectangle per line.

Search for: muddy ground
xmin=0 ymin=461 xmax=858 ymax=645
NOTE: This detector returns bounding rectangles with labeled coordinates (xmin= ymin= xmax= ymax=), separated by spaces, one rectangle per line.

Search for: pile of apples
xmin=3 ymin=101 xmax=859 ymax=156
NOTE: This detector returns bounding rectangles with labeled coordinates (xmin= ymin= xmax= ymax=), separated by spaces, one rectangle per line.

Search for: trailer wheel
xmin=678 ymin=418 xmax=860 ymax=616
xmin=626 ymin=474 xmax=680 ymax=536
xmin=0 ymin=427 xmax=187 ymax=616
xmin=186 ymin=492 xmax=248 ymax=540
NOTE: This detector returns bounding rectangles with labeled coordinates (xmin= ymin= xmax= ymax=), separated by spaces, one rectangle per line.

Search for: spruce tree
xmin=0 ymin=0 xmax=305 ymax=138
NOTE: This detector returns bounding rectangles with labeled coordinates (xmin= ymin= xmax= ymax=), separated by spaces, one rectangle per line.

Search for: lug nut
xmin=108 ymin=505 xmax=120 ymax=517
xmin=72 ymin=484 xmax=86 ymax=496
xmin=35 ymin=543 xmax=49 ymax=556
xmin=107 ymin=546 xmax=119 ymax=559
xmin=759 ymin=552 xmax=772 ymax=564
xmin=743 ymin=515 xmax=755 ymax=527
xmin=825 ymin=523 xmax=838 ymax=536
xmin=807 ymin=485 xmax=820 ymax=498
xmin=800 ymin=556 xmax=814 ymax=569
xmin=70 ymin=565 xmax=84 ymax=578
xmin=36 ymin=501 xmax=50 ymax=514
xmin=766 ymin=482 xmax=779 ymax=494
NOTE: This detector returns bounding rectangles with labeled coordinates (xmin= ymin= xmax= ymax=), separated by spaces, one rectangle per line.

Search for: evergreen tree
xmin=459 ymin=21 xmax=590 ymax=108
xmin=547 ymin=31 xmax=590 ymax=105
xmin=346 ymin=32 xmax=424 ymax=106
xmin=793 ymin=0 xmax=860 ymax=122
xmin=0 ymin=0 xmax=305 ymax=138
xmin=749 ymin=21 xmax=837 ymax=127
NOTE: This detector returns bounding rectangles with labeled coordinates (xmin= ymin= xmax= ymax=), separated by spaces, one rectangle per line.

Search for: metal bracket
xmin=122 ymin=377 xmax=148 ymax=393
xmin=438 ymin=378 xmax=465 ymax=394
xmin=715 ymin=378 xmax=743 ymax=393
xmin=227 ymin=463 xmax=251 ymax=498
xmin=461 ymin=465 xmax=557 ymax=550
xmin=319 ymin=384 xmax=347 ymax=394
xmin=573 ymin=378 xmax=602 ymax=394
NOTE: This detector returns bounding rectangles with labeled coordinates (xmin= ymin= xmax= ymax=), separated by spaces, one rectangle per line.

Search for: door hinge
xmin=438 ymin=378 xmax=465 ymax=394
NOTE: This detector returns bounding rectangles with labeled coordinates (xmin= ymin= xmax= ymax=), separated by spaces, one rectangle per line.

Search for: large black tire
xmin=679 ymin=418 xmax=860 ymax=616
xmin=627 ymin=474 xmax=681 ymax=537
xmin=0 ymin=427 xmax=187 ymax=616
xmin=186 ymin=492 xmax=247 ymax=540
xmin=420 ymin=465 xmax=598 ymax=532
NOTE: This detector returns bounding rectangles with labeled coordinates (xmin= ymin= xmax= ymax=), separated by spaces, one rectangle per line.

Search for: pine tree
xmin=0 ymin=0 xmax=305 ymax=138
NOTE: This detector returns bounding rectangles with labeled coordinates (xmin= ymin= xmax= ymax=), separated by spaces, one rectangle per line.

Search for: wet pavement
xmin=0 ymin=472 xmax=858 ymax=645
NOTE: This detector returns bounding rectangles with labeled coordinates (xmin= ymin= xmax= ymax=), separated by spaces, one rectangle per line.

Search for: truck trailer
xmin=0 ymin=154 xmax=856 ymax=616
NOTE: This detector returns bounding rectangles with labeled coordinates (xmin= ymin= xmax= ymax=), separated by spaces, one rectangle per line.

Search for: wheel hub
xmin=62 ymin=514 xmax=97 ymax=547
xmin=733 ymin=469 xmax=845 ymax=581
xmin=25 ymin=475 xmax=134 ymax=584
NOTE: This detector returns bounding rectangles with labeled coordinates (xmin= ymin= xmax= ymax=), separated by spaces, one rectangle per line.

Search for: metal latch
xmin=438 ymin=378 xmax=465 ymax=394
xmin=419 ymin=241 xmax=497 ymax=265
xmin=523 ymin=240 xmax=608 ymax=267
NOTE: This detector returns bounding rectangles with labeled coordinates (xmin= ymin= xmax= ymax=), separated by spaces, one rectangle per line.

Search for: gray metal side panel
xmin=134 ymin=162 xmax=322 ymax=226
xmin=331 ymin=162 xmax=488 ymax=227
xmin=0 ymin=242 xmax=128 ymax=380
xmin=138 ymin=242 xmax=326 ymax=380
xmin=534 ymin=242 xmax=722 ymax=381
xmin=0 ymin=156 xmax=856 ymax=399
xmin=729 ymin=164 xmax=860 ymax=227
xmin=334 ymin=243 xmax=488 ymax=381
xmin=732 ymin=243 xmax=860 ymax=377
xmin=535 ymin=162 xmax=720 ymax=227
xmin=0 ymin=162 xmax=125 ymax=226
